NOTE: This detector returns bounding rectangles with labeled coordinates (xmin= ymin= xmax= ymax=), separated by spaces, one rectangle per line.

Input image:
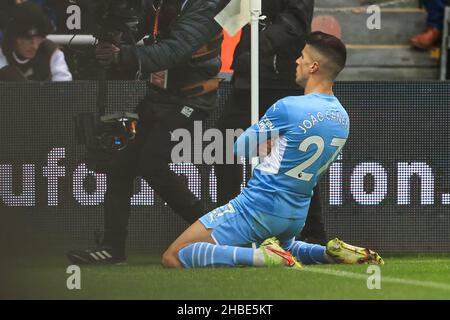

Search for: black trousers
xmin=102 ymin=96 xmax=209 ymax=254
xmin=214 ymin=87 xmax=327 ymax=242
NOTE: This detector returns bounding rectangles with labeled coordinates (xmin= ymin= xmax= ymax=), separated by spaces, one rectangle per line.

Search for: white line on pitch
xmin=302 ymin=267 xmax=450 ymax=292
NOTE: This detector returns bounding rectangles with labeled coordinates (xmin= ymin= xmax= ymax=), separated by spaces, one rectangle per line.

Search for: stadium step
xmin=340 ymin=45 xmax=440 ymax=80
xmin=346 ymin=45 xmax=439 ymax=67
xmin=313 ymin=7 xmax=427 ymax=45
xmin=313 ymin=0 xmax=440 ymax=80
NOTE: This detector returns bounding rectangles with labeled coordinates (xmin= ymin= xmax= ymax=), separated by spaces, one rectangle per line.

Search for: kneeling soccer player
xmin=162 ymin=32 xmax=383 ymax=269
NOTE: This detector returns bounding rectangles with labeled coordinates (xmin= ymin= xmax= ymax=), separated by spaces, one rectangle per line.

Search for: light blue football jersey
xmin=234 ymin=93 xmax=350 ymax=219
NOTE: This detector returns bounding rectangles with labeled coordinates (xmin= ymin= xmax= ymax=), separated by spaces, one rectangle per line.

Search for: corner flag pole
xmin=213 ymin=0 xmax=262 ymax=174
xmin=250 ymin=0 xmax=261 ymax=174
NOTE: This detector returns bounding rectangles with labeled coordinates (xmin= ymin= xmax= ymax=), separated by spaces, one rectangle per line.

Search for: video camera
xmin=92 ymin=0 xmax=147 ymax=43
xmin=75 ymin=111 xmax=139 ymax=173
xmin=72 ymin=0 xmax=148 ymax=42
xmin=66 ymin=0 xmax=149 ymax=78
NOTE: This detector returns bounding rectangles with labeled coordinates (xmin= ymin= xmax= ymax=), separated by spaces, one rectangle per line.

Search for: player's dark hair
xmin=305 ymin=31 xmax=347 ymax=79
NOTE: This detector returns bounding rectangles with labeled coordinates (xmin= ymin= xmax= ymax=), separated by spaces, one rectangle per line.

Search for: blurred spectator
xmin=0 ymin=2 xmax=72 ymax=81
xmin=410 ymin=0 xmax=448 ymax=49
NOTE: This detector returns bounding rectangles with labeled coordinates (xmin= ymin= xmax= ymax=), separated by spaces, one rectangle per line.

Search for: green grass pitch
xmin=2 ymin=254 xmax=450 ymax=299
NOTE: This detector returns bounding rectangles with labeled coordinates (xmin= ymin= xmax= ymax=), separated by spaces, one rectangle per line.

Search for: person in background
xmin=410 ymin=0 xmax=449 ymax=50
xmin=0 ymin=2 xmax=72 ymax=81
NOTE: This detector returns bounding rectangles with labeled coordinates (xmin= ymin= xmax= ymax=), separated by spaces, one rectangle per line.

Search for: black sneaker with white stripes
xmin=67 ymin=246 xmax=126 ymax=265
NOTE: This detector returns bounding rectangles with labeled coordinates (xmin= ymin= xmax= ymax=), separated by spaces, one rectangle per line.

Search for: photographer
xmin=0 ymin=2 xmax=72 ymax=81
xmin=68 ymin=0 xmax=228 ymax=264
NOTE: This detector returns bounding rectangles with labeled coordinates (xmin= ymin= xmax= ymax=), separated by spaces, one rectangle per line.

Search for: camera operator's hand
xmin=95 ymin=42 xmax=121 ymax=66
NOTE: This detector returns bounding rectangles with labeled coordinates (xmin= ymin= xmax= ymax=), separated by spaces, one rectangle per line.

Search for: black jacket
xmin=232 ymin=0 xmax=314 ymax=89
xmin=119 ymin=0 xmax=229 ymax=110
xmin=0 ymin=40 xmax=58 ymax=81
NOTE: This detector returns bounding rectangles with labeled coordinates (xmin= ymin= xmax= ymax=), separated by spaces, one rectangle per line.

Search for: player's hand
xmin=258 ymin=139 xmax=273 ymax=158
xmin=95 ymin=42 xmax=121 ymax=66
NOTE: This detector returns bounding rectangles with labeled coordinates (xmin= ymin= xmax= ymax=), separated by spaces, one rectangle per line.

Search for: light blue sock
xmin=178 ymin=243 xmax=255 ymax=268
xmin=288 ymin=241 xmax=331 ymax=265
